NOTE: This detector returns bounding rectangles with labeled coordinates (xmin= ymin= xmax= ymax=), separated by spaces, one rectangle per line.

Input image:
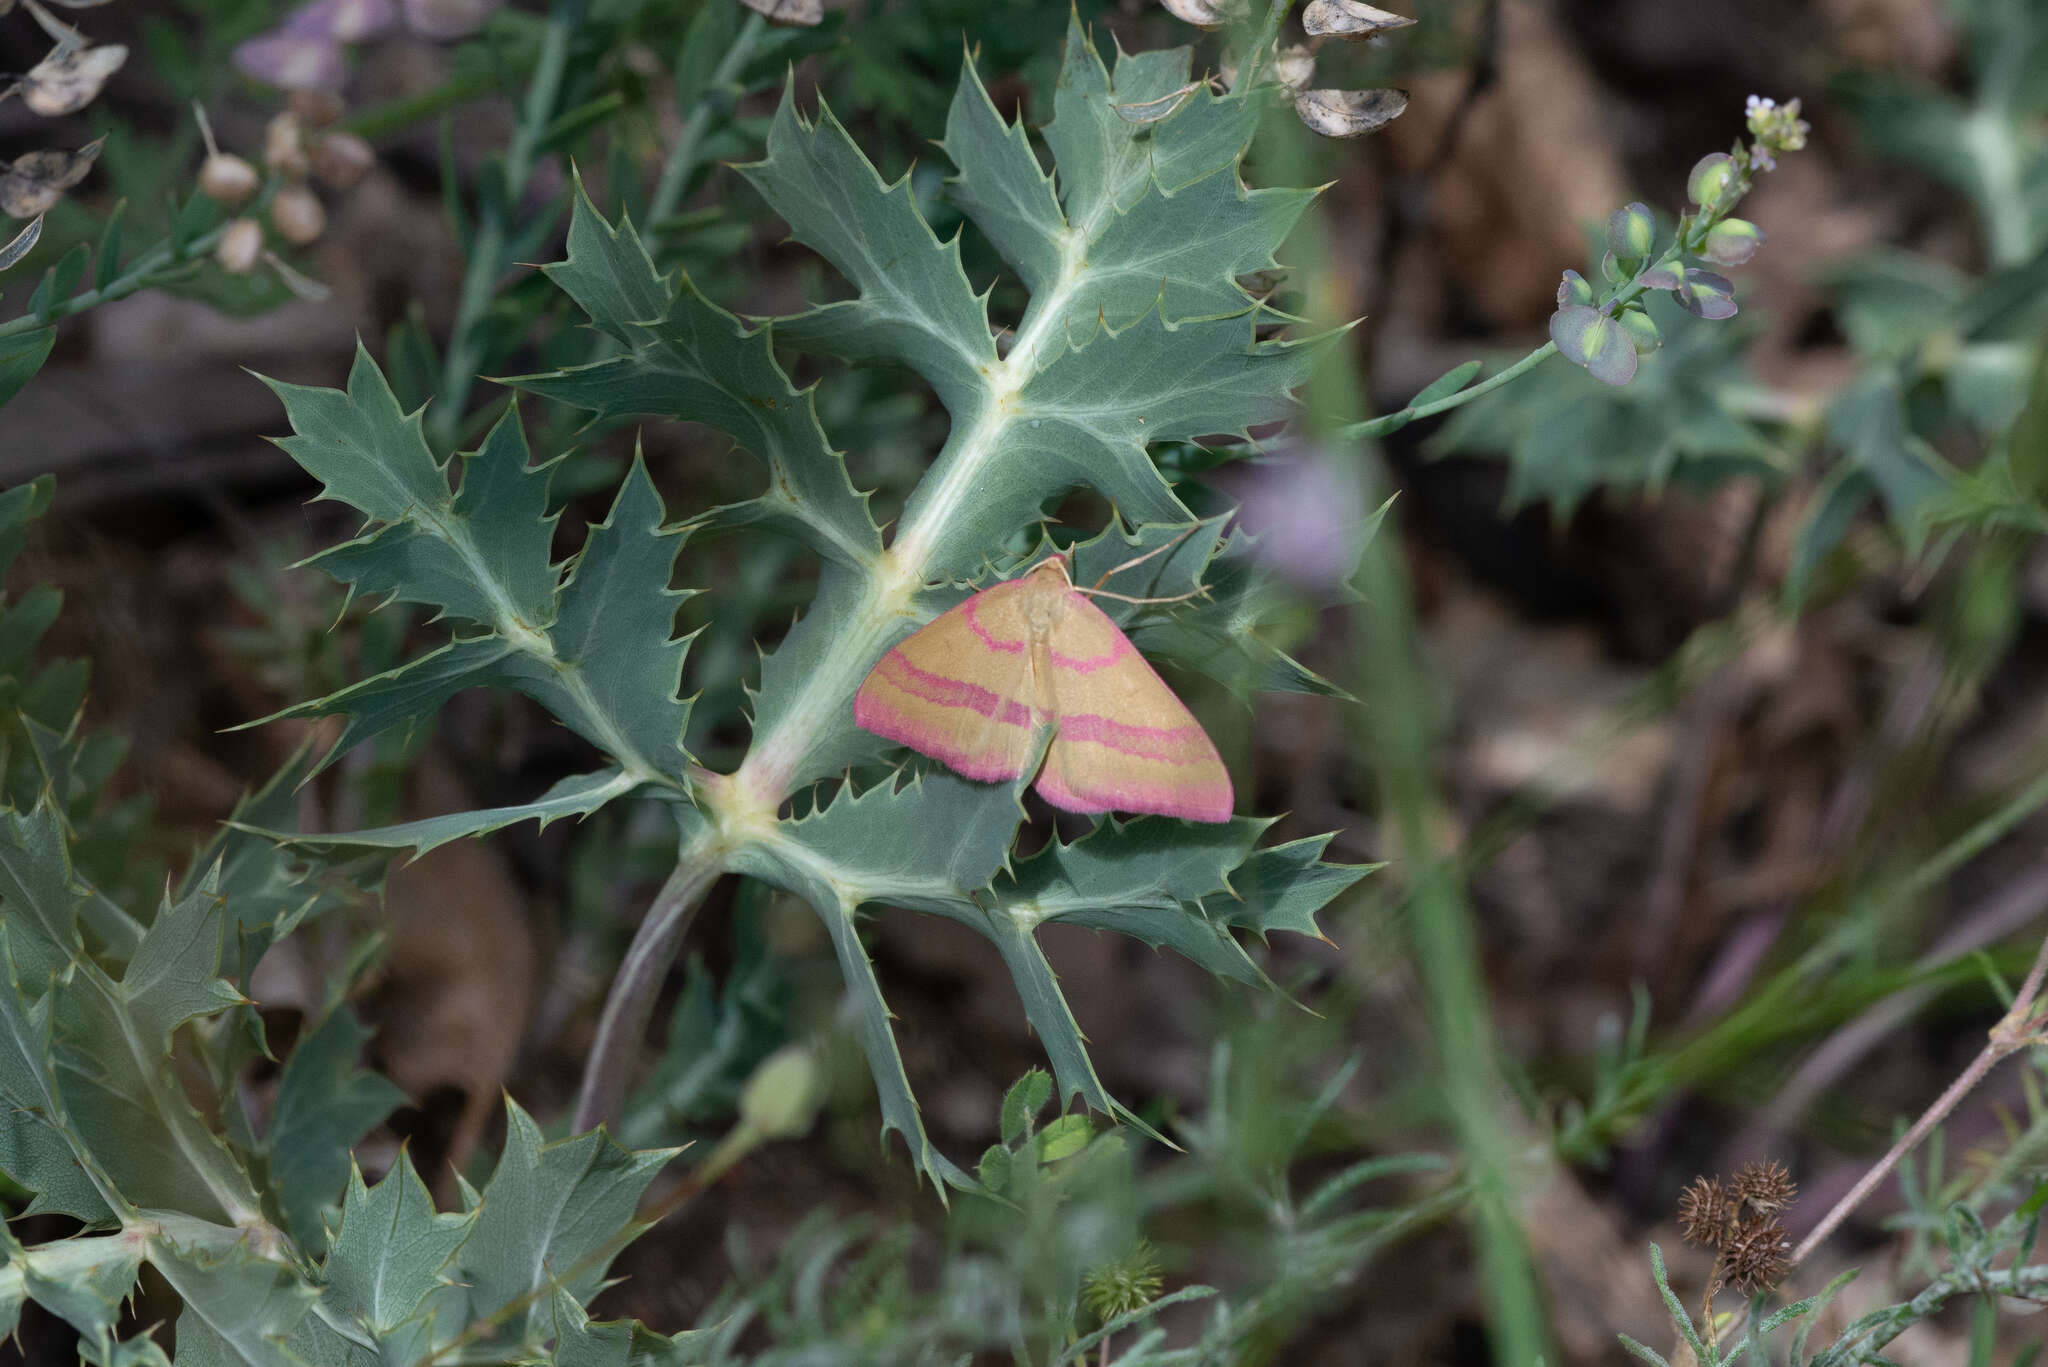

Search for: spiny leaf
xmin=730 ymin=768 xmax=1026 ymax=914
xmin=263 ymin=1007 xmax=407 ymax=1256
xmin=739 ymin=85 xmax=998 ymax=417
xmin=453 ymin=1099 xmax=673 ymax=1350
xmin=0 ymin=921 xmax=116 ymax=1222
xmin=518 ymin=188 xmax=880 ymax=576
xmin=321 ymin=1151 xmax=477 ymax=1343
xmin=153 ymin=1238 xmax=320 ymax=1367
xmin=303 ymin=405 xmax=561 ymax=633
xmin=259 ymin=766 xmax=637 ymax=860
xmin=535 ymin=454 xmax=694 ymax=778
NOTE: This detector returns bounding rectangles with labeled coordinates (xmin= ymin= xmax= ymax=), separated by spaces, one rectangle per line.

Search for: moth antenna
xmin=1089 ymin=522 xmax=1204 ymax=591
xmin=1081 ymin=584 xmax=1208 ymax=607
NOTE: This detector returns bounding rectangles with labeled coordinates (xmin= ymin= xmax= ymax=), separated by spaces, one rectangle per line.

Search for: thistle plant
xmin=250 ymin=14 xmax=1377 ymax=1190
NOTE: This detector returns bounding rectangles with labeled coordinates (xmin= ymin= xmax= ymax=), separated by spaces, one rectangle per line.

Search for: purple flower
xmin=402 ymin=0 xmax=505 ymax=40
xmin=1230 ymin=447 xmax=1366 ymax=592
xmin=233 ymin=29 xmax=347 ymax=93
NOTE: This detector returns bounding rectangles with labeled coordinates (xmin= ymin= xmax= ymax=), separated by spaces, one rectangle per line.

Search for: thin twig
xmin=1791 ymin=930 xmax=2048 ymax=1266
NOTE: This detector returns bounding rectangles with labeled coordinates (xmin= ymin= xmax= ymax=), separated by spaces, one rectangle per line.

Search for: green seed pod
xmin=1556 ymin=268 xmax=1595 ymax=308
xmin=1702 ymin=217 xmax=1764 ymax=266
xmin=1687 ymin=152 xmax=1737 ymax=207
xmin=1618 ymin=307 xmax=1662 ymax=354
xmin=1606 ymin=201 xmax=1655 ymax=262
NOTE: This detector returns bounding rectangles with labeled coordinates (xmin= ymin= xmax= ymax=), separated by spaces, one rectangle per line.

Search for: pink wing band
xmin=1036 ymin=766 xmax=1234 ymax=823
xmin=964 ymin=592 xmax=1131 ymax=674
xmin=853 ymin=649 xmax=1036 ymax=782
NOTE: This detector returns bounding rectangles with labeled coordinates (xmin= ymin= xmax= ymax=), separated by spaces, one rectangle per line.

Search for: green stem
xmin=0 ymin=224 xmax=227 ymax=340
xmin=1332 ymin=340 xmax=1559 ymax=440
xmin=343 ymin=67 xmax=512 ymax=142
xmin=646 ymin=12 xmax=767 ymax=228
xmin=429 ymin=0 xmax=581 ymax=448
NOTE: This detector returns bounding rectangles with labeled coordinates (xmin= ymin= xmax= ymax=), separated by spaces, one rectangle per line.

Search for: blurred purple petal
xmin=1231 ymin=448 xmax=1366 ymax=592
xmin=233 ymin=29 xmax=347 ymax=92
xmin=403 ymin=0 xmax=503 ymax=39
xmin=276 ymin=0 xmax=395 ymax=39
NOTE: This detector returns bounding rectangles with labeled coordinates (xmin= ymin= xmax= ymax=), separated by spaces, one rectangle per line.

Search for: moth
xmin=853 ymin=554 xmax=1232 ymax=822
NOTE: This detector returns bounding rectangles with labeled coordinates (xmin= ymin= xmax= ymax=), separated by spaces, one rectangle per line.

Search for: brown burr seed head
xmin=1722 ymin=1218 xmax=1791 ymax=1292
xmin=1733 ymin=1159 xmax=1798 ymax=1213
xmin=1676 ymin=1176 xmax=1733 ymax=1247
xmin=215 ymin=218 xmax=264 ymax=273
xmin=270 ymin=186 xmax=325 ymax=246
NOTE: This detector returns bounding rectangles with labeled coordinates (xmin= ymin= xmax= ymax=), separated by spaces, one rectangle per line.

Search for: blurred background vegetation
xmin=5 ymin=0 xmax=2048 ymax=1361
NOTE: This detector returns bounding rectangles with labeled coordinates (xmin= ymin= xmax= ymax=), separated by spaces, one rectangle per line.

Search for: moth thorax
xmin=1021 ymin=563 xmax=1071 ymax=633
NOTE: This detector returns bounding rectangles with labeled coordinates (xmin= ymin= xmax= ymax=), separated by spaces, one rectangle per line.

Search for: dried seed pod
xmin=1722 ymin=1218 xmax=1790 ymax=1292
xmin=215 ymin=217 xmax=264 ymax=273
xmin=1676 ymin=1176 xmax=1733 ymax=1247
xmin=1293 ymin=87 xmax=1408 ymax=138
xmin=1732 ymin=1159 xmax=1797 ymax=1213
xmin=1160 ymin=0 xmax=1243 ymax=27
xmin=199 ymin=153 xmax=260 ymax=207
xmin=265 ymin=112 xmax=310 ymax=178
xmin=310 ymin=131 xmax=373 ymax=190
xmin=270 ymin=184 xmax=325 ymax=245
xmin=0 ymin=137 xmax=105 ymax=219
xmin=12 ymin=42 xmax=128 ymax=117
xmin=0 ymin=215 xmax=43 ymax=273
xmin=1271 ymin=44 xmax=1315 ymax=93
xmin=1302 ymin=0 xmax=1413 ymax=40
xmin=288 ymin=88 xmax=346 ymax=127
xmin=741 ymin=0 xmax=823 ymax=23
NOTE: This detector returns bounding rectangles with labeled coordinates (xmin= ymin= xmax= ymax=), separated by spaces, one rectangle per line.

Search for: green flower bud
xmin=1557 ymin=268 xmax=1594 ymax=308
xmin=1618 ymin=307 xmax=1662 ymax=354
xmin=1702 ymin=217 xmax=1764 ymax=265
xmin=739 ymin=1044 xmax=821 ymax=1141
xmin=1606 ymin=201 xmax=1655 ymax=262
xmin=1600 ymin=250 xmax=1624 ymax=284
xmin=1687 ymin=152 xmax=1737 ymax=207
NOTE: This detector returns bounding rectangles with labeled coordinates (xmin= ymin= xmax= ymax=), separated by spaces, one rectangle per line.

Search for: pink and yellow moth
xmin=853 ymin=555 xmax=1233 ymax=823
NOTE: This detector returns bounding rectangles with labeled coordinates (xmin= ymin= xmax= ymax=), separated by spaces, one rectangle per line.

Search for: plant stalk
xmin=646 ymin=12 xmax=767 ymax=229
xmin=429 ymin=0 xmax=580 ymax=448
xmin=571 ymin=832 xmax=726 ymax=1132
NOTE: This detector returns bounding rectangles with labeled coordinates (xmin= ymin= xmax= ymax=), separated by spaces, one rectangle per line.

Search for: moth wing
xmin=853 ymin=576 xmax=1044 ymax=782
xmin=1035 ymin=590 xmax=1233 ymax=822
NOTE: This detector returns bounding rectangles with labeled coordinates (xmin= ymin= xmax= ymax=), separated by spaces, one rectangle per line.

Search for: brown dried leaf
xmin=1160 ymin=0 xmax=1243 ymax=28
xmin=15 ymin=43 xmax=126 ymax=117
xmin=0 ymin=136 xmax=104 ymax=219
xmin=1302 ymin=0 xmax=1414 ymax=39
xmin=741 ymin=0 xmax=822 ymax=25
xmin=1293 ymin=87 xmax=1408 ymax=138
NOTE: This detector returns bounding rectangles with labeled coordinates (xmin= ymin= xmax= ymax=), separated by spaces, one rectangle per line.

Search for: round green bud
xmin=739 ymin=1044 xmax=822 ymax=1141
xmin=1557 ymin=268 xmax=1594 ymax=308
xmin=1687 ymin=152 xmax=1737 ymax=207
